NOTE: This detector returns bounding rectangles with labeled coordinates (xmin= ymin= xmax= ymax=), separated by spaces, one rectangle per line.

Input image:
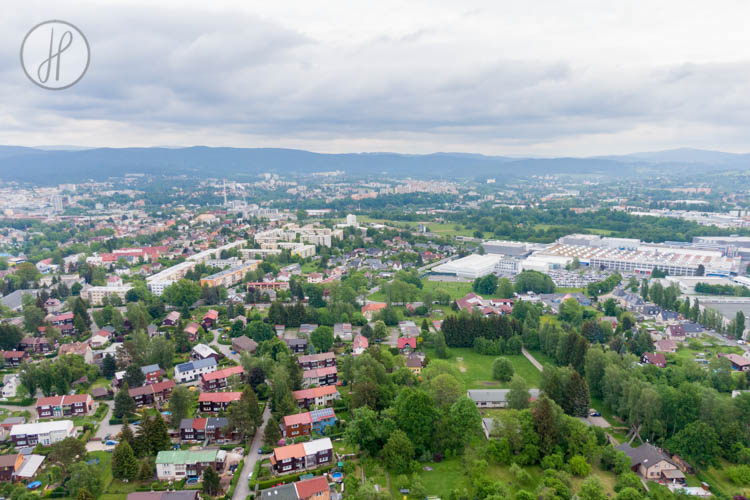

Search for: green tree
xmin=568 ymin=455 xmax=591 ymax=477
xmin=426 ymin=373 xmax=463 ymax=410
xmin=124 ymin=365 xmax=145 ymax=387
xmin=202 ymin=465 xmax=221 ymax=496
xmin=0 ymin=323 xmax=23 ymax=350
xmin=373 ymin=321 xmax=388 ymax=341
xmin=533 ymin=396 xmax=560 ymax=455
xmin=492 ymin=357 xmax=514 ymax=382
xmin=227 ymin=386 xmax=262 ymax=441
xmin=162 ymin=279 xmax=201 ymax=308
xmin=168 ymin=385 xmax=191 ymax=428
xmin=264 ymin=416 xmax=281 ymax=446
xmin=22 ymin=305 xmax=45 ymax=333
xmin=578 ymin=476 xmax=607 ymax=500
xmin=114 ymin=383 xmax=136 ymax=419
xmin=102 ymin=354 xmax=117 ymax=379
xmin=508 ymin=375 xmax=531 ymax=410
xmin=49 ymin=437 xmax=86 ymax=475
xmin=67 ymin=463 xmax=103 ymax=499
xmin=667 ymin=421 xmax=720 ymax=467
xmin=112 ymin=441 xmax=138 ymax=480
xmin=563 ymin=370 xmax=590 ymax=417
xmin=311 ymin=325 xmax=335 ymax=352
xmin=381 ymin=429 xmax=415 ymax=474
xmin=434 ymin=331 xmax=448 ymax=359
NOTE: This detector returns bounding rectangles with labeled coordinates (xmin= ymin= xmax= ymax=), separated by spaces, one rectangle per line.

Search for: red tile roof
xmin=201 ymin=365 xmax=244 ymax=382
xmin=198 ymin=391 xmax=242 ymax=403
xmin=398 ymin=337 xmax=417 ymax=349
xmin=295 ymin=476 xmax=329 ymax=499
xmin=283 ymin=412 xmax=312 ymax=427
xmin=203 ymin=310 xmax=219 ymax=321
xmin=293 ymin=385 xmax=339 ymax=400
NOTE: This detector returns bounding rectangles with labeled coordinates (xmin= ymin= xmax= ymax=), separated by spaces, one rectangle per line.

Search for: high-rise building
xmin=51 ymin=195 xmax=63 ymax=213
xmin=346 ymin=214 xmax=357 ymax=226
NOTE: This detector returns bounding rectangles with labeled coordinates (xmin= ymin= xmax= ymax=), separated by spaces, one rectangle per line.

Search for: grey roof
xmin=616 ymin=443 xmax=675 ymax=468
xmin=0 ymin=289 xmax=40 ymax=311
xmin=260 ymin=483 xmax=298 ymax=500
xmin=175 ymin=357 xmax=216 ymax=373
xmin=141 ymin=364 xmax=161 ymax=374
xmin=467 ymin=389 xmax=540 ymax=403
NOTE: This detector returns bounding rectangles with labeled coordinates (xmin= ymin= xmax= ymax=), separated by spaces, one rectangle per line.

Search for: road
xmin=233 ymin=403 xmax=272 ymax=500
xmin=209 ymin=331 xmax=241 ymax=363
xmin=86 ymin=401 xmax=121 ymax=452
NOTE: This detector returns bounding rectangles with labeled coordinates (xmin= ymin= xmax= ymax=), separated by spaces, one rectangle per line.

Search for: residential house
xmin=184 ymin=322 xmax=201 ymax=342
xmin=192 ymin=343 xmax=220 ymax=362
xmin=201 ymin=365 xmax=244 ymax=391
xmin=48 ymin=312 xmax=75 ymax=335
xmin=352 ymin=334 xmax=368 ymax=356
xmin=14 ymin=454 xmax=45 ymax=481
xmin=397 ymin=337 xmax=417 ymax=353
xmin=140 ymin=364 xmax=164 ymax=384
xmin=259 ymin=477 xmax=330 ymax=500
xmin=162 ymin=311 xmax=180 ymax=326
xmin=2 ymin=375 xmax=20 ymax=398
xmin=720 ymin=353 xmax=750 ymax=372
xmin=467 ymin=389 xmax=540 ymax=409
xmin=1 ymin=350 xmax=27 ymax=367
xmin=301 ymin=366 xmax=338 ymax=387
xmin=155 ymin=449 xmax=221 ymax=480
xmin=36 ymin=394 xmax=93 ymax=418
xmin=600 ymin=316 xmax=618 ymax=330
xmin=281 ymin=408 xmax=337 ymax=438
xmin=683 ymin=322 xmax=704 ymax=336
xmin=10 ymin=420 xmax=75 ymax=447
xmin=333 ymin=323 xmax=352 ymax=341
xmin=59 ymin=342 xmax=94 ymax=364
xmin=406 ymin=354 xmax=423 ymax=374
xmin=198 ymin=391 xmax=242 ymax=412
xmin=231 ymin=335 xmax=257 ymax=354
xmin=201 ymin=310 xmax=219 ymax=330
xmin=89 ymin=334 xmax=110 ymax=349
xmin=642 ymin=352 xmax=667 ymax=368
xmin=659 ymin=310 xmax=681 ymax=324
xmin=297 ymin=352 xmax=336 ymax=370
xmin=270 ymin=438 xmax=333 ymax=474
xmin=361 ymin=302 xmax=387 ymax=321
xmin=655 ymin=340 xmax=678 ymax=353
xmin=174 ymin=358 xmax=218 ymax=383
xmin=0 ymin=453 xmax=23 ymax=482
xmin=127 ymin=492 xmax=201 ymax=500
xmin=18 ymin=337 xmax=50 ymax=353
xmin=666 ymin=324 xmax=686 ymax=340
xmin=180 ymin=417 xmax=237 ymax=443
xmin=292 ymin=386 xmax=340 ymax=409
xmin=616 ymin=443 xmax=684 ymax=483
xmin=299 ymin=324 xmax=318 ymax=335
xmin=129 ymin=380 xmax=175 ymax=407
xmin=285 ymin=338 xmax=308 ymax=354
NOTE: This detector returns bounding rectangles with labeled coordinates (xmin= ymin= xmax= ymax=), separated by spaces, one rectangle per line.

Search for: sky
xmin=3 ymin=0 xmax=750 ymax=156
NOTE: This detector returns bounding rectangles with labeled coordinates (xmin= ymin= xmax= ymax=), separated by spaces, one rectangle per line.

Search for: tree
xmin=568 ymin=455 xmax=591 ymax=477
xmin=373 ymin=320 xmax=388 ymax=341
xmin=202 ymin=465 xmax=221 ymax=496
xmin=228 ymin=386 xmax=262 ymax=441
xmin=124 ymin=365 xmax=145 ymax=387
xmin=361 ymin=323 xmax=374 ymax=339
xmin=427 ymin=373 xmax=463 ymax=409
xmin=667 ymin=421 xmax=720 ymax=467
xmin=578 ymin=476 xmax=607 ymax=500
xmin=102 ymin=354 xmax=117 ymax=379
xmin=246 ymin=320 xmax=274 ymax=343
xmin=533 ymin=396 xmax=560 ymax=455
xmin=507 ymin=375 xmax=531 ymax=410
xmin=264 ymin=416 xmax=281 ymax=446
xmin=67 ymin=463 xmax=103 ymax=499
xmin=558 ymin=298 xmax=583 ymax=325
xmin=393 ymin=388 xmax=439 ymax=455
xmin=169 ymin=385 xmax=191 ymax=428
xmin=0 ymin=323 xmax=23 ymax=350
xmin=311 ymin=326 xmax=335 ymax=352
xmin=114 ymin=383 xmax=136 ymax=419
xmin=640 ymin=279 xmax=649 ymax=301
xmin=492 ymin=357 xmax=514 ymax=382
xmin=22 ymin=305 xmax=45 ymax=332
xmin=112 ymin=441 xmax=138 ymax=480
xmin=563 ymin=370 xmax=590 ymax=417
xmin=696 ymin=264 xmax=705 ymax=276
xmin=381 ymin=429 xmax=415 ymax=474
xmin=14 ymin=262 xmax=41 ymax=283
xmin=473 ymin=274 xmax=498 ymax=295
xmin=736 ymin=311 xmax=746 ymax=339
xmin=162 ymin=279 xmax=201 ymax=308
xmin=434 ymin=331 xmax=448 ymax=359
xmin=603 ymin=298 xmax=617 ymax=317
xmin=49 ymin=437 xmax=86 ymax=474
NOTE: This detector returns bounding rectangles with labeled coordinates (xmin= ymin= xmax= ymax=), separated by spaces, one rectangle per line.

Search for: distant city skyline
xmin=5 ymin=0 xmax=750 ymax=156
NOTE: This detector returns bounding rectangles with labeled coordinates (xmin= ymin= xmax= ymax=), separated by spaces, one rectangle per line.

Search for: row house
xmin=179 ymin=417 xmax=237 ymax=443
xmin=141 ymin=364 xmax=165 ymax=384
xmin=1 ymin=350 xmax=28 ymax=367
xmin=48 ymin=312 xmax=75 ymax=335
xmin=10 ymin=420 xmax=74 ymax=447
xmin=270 ymin=438 xmax=333 ymax=475
xmin=301 ymin=366 xmax=338 ymax=388
xmin=292 ymin=386 xmax=340 ymax=410
xmin=201 ymin=365 xmax=244 ymax=391
xmin=129 ymin=380 xmax=175 ymax=407
xmin=36 ymin=394 xmax=93 ymax=418
xmin=285 ymin=338 xmax=308 ymax=354
xmin=174 ymin=358 xmax=217 ymax=383
xmin=297 ymin=352 xmax=336 ymax=370
xmin=155 ymin=449 xmax=221 ymax=481
xmin=280 ymin=408 xmax=337 ymax=438
xmin=18 ymin=337 xmax=50 ymax=353
xmin=198 ymin=391 xmax=242 ymax=412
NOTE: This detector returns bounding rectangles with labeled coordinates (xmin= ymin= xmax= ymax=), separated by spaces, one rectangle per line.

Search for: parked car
xmin=589 ymin=410 xmax=601 ymax=417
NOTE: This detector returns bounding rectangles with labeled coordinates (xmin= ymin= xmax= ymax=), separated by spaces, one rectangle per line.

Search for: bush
xmin=726 ymin=465 xmax=750 ymax=485
xmin=492 ymin=357 xmax=514 ymax=382
xmin=568 ymin=455 xmax=591 ymax=477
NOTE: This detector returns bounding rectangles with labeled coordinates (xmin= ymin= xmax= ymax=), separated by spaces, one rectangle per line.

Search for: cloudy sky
xmin=4 ymin=0 xmax=750 ymax=156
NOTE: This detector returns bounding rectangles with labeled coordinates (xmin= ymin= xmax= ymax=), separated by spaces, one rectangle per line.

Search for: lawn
xmin=697 ymin=459 xmax=750 ymax=498
xmin=356 ymin=216 xmax=474 ymax=238
xmin=391 ymin=457 xmax=471 ymax=499
xmin=424 ymin=347 xmax=543 ymax=389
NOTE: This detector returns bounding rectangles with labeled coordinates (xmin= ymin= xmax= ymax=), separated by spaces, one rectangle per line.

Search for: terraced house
xmin=36 ymin=394 xmax=93 ymax=418
xmin=280 ymin=408 xmax=337 ymax=438
xmin=129 ymin=380 xmax=175 ymax=407
xmin=198 ymin=391 xmax=241 ymax=412
xmin=180 ymin=417 xmax=237 ymax=443
xmin=270 ymin=438 xmax=333 ymax=474
xmin=201 ymin=365 xmax=244 ymax=391
xmin=174 ymin=358 xmax=217 ymax=383
xmin=10 ymin=420 xmax=74 ymax=447
xmin=155 ymin=449 xmax=221 ymax=481
xmin=301 ymin=366 xmax=338 ymax=387
xmin=292 ymin=386 xmax=340 ymax=409
xmin=297 ymin=352 xmax=336 ymax=370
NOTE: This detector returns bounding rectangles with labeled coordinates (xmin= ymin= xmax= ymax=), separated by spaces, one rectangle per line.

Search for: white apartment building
xmin=83 ymin=285 xmax=133 ymax=306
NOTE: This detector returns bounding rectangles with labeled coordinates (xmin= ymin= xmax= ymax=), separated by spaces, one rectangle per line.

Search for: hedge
xmin=253 ymin=464 xmax=335 ymax=490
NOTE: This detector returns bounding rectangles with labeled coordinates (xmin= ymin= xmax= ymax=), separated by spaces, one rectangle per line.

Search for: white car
xmin=248 ymin=472 xmax=253 ymax=480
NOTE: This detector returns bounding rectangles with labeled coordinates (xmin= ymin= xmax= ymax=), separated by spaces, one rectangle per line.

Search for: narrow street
xmin=233 ymin=403 xmax=272 ymax=500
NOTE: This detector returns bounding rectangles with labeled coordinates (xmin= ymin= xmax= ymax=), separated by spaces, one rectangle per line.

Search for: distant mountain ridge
xmin=0 ymin=145 xmax=746 ymax=184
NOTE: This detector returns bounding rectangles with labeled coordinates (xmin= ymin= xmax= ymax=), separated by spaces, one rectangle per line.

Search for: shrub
xmin=726 ymin=465 xmax=750 ymax=485
xmin=568 ymin=455 xmax=591 ymax=477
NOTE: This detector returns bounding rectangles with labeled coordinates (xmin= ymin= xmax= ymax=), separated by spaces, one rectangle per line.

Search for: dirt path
xmin=522 ymin=348 xmax=544 ymax=372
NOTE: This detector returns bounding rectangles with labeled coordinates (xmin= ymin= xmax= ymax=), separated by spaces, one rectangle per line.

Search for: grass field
xmin=356 ymin=216 xmax=475 ymax=238
xmin=697 ymin=459 xmax=750 ymax=498
xmin=425 ymin=347 xmax=543 ymax=389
